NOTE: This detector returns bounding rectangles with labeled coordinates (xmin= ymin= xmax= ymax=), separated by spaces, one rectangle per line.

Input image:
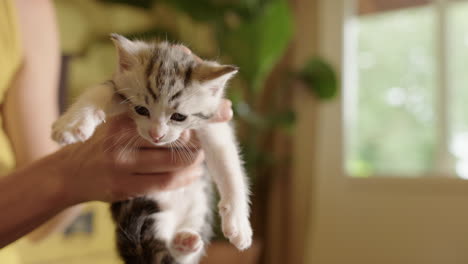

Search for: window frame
xmin=314 ymin=0 xmax=468 ymax=194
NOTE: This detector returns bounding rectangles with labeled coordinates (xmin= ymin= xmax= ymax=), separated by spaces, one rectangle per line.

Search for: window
xmin=448 ymin=1 xmax=468 ymax=179
xmin=345 ymin=0 xmax=468 ymax=178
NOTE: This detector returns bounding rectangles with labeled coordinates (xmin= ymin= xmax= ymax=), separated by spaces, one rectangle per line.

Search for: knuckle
xmin=164 ymin=171 xmax=178 ymax=181
xmin=168 ymin=154 xmax=192 ymax=168
xmin=157 ymin=173 xmax=176 ymax=190
xmin=180 ymin=131 xmax=191 ymax=141
xmin=109 ymin=154 xmax=133 ymax=170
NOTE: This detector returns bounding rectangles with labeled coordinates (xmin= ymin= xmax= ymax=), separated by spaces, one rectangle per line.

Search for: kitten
xmin=52 ymin=34 xmax=252 ymax=264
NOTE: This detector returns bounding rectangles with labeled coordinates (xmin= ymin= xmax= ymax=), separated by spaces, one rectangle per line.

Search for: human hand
xmin=55 ymin=99 xmax=233 ymax=204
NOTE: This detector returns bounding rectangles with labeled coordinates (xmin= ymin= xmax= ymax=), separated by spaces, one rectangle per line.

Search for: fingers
xmin=119 ymin=155 xmax=205 ymax=195
xmin=163 ymin=161 xmax=204 ymax=190
xmin=129 ymin=148 xmax=204 ymax=174
xmin=97 ymin=114 xmax=138 ymax=150
xmin=108 ymin=148 xmax=205 ymax=200
xmin=210 ymin=99 xmax=233 ymax=123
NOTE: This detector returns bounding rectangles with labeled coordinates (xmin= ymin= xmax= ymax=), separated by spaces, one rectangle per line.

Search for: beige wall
xmin=288 ymin=0 xmax=320 ymax=263
xmin=303 ymin=1 xmax=468 ymax=263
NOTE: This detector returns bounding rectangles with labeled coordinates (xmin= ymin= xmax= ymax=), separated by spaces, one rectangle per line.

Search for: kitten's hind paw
xmin=219 ymin=201 xmax=253 ymax=251
xmin=171 ymin=230 xmax=203 ymax=256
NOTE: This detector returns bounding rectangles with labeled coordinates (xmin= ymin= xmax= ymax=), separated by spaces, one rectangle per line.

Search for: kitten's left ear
xmin=193 ymin=62 xmax=238 ymax=96
xmin=110 ymin=33 xmax=140 ymax=72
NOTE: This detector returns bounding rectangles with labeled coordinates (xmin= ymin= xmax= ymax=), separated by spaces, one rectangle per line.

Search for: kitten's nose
xmin=149 ymin=130 xmax=165 ymax=142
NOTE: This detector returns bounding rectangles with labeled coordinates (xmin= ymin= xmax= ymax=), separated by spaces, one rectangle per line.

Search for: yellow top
xmin=0 ymin=0 xmax=21 ymax=174
xmin=0 ymin=1 xmax=119 ymax=263
xmin=0 ymin=0 xmax=22 ymax=263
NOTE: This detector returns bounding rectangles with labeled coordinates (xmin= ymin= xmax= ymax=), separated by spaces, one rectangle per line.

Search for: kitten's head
xmin=110 ymin=34 xmax=237 ymax=145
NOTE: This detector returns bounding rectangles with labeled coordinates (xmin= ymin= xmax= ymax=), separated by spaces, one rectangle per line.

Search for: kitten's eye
xmin=170 ymin=113 xmax=187 ymax=122
xmin=134 ymin=106 xmax=150 ymax=117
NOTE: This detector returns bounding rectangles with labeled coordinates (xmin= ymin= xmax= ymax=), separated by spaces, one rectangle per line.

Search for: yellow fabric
xmin=3 ymin=203 xmax=121 ymax=264
xmin=15 ymin=202 xmax=121 ymax=264
xmin=0 ymin=0 xmax=20 ymax=174
xmin=0 ymin=0 xmax=22 ymax=263
xmin=0 ymin=2 xmax=120 ymax=263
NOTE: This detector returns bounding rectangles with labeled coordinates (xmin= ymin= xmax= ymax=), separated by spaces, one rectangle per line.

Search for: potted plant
xmin=58 ymin=0 xmax=338 ymax=263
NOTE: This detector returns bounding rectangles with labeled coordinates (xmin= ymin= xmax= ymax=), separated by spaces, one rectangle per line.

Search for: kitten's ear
xmin=193 ymin=62 xmax=238 ymax=96
xmin=110 ymin=33 xmax=139 ymax=72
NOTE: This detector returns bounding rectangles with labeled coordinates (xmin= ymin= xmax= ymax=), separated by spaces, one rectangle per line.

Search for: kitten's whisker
xmin=135 ymin=137 xmax=145 ymax=150
xmin=178 ymin=138 xmax=197 ymax=163
xmin=174 ymin=140 xmax=188 ymax=164
xmin=119 ymin=136 xmax=137 ymax=161
xmin=173 ymin=140 xmax=185 ymax=164
xmin=172 ymin=140 xmax=181 ymax=163
xmin=119 ymin=95 xmax=137 ymax=105
xmin=169 ymin=142 xmax=175 ymax=163
xmin=117 ymin=134 xmax=140 ymax=161
xmin=128 ymin=135 xmax=142 ymax=154
xmin=178 ymin=140 xmax=193 ymax=164
xmin=179 ymin=142 xmax=191 ymax=163
xmin=103 ymin=128 xmax=137 ymax=153
xmin=125 ymin=137 xmax=137 ymax=158
xmin=131 ymin=137 xmax=145 ymax=157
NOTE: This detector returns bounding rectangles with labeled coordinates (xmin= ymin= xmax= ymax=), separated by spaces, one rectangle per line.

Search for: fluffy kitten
xmin=52 ymin=34 xmax=252 ymax=264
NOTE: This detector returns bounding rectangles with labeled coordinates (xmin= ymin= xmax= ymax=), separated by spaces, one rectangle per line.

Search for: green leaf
xmin=300 ymin=58 xmax=339 ymax=100
xmin=267 ymin=110 xmax=296 ymax=129
xmin=233 ymin=101 xmax=267 ymax=128
xmin=221 ymin=0 xmax=293 ymax=92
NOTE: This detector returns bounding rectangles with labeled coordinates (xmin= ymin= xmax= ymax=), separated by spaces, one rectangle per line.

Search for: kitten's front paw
xmin=219 ymin=200 xmax=253 ymax=251
xmin=52 ymin=110 xmax=105 ymax=145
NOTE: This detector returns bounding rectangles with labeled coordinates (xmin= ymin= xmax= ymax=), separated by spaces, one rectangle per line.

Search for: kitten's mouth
xmin=143 ymin=136 xmax=175 ymax=147
xmin=146 ymin=139 xmax=168 ymax=146
xmin=151 ymin=141 xmax=167 ymax=146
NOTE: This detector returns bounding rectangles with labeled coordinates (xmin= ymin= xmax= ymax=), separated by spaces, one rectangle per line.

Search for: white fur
xmin=52 ymin=38 xmax=252 ymax=263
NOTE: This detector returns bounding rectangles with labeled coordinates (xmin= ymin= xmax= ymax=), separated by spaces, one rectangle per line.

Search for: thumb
xmin=210 ymin=99 xmax=233 ymax=123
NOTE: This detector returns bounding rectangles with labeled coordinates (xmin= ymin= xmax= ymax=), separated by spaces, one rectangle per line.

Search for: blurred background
xmin=14 ymin=0 xmax=468 ymax=263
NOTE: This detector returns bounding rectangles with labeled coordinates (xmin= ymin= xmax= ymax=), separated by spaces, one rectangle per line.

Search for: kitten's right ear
xmin=110 ymin=33 xmax=138 ymax=72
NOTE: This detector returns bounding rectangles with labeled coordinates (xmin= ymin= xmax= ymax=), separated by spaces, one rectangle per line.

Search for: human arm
xmin=4 ymin=0 xmax=60 ymax=166
xmin=0 ymin=100 xmax=232 ymax=248
xmin=2 ymin=0 xmax=66 ymax=241
xmin=0 ymin=152 xmax=74 ymax=248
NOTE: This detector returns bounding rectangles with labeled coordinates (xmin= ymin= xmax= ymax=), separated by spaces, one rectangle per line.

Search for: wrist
xmin=0 ymin=149 xmax=78 ymax=245
xmin=36 ymin=147 xmax=79 ymax=208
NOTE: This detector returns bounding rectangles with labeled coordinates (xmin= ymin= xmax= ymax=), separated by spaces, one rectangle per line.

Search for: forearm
xmin=5 ymin=0 xmax=60 ymax=166
xmin=0 ymin=152 xmax=70 ymax=247
xmin=3 ymin=0 xmax=74 ymax=241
